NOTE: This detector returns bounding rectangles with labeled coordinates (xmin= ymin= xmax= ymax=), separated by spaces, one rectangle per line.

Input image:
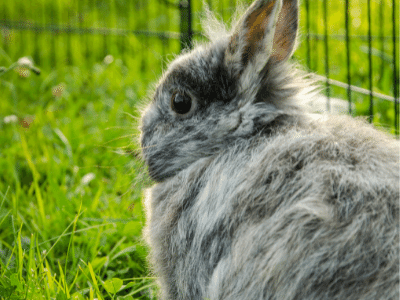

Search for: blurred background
xmin=0 ymin=0 xmax=398 ymax=299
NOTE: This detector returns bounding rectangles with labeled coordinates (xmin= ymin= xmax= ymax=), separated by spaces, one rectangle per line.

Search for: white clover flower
xmin=16 ymin=57 xmax=41 ymax=75
xmin=3 ymin=115 xmax=18 ymax=124
xmin=17 ymin=57 xmax=34 ymax=68
xmin=103 ymin=55 xmax=114 ymax=65
xmin=81 ymin=173 xmax=95 ymax=185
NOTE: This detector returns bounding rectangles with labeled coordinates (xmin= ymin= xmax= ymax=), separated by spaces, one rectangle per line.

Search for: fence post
xmin=179 ymin=0 xmax=192 ymax=51
xmin=393 ymin=0 xmax=399 ymax=137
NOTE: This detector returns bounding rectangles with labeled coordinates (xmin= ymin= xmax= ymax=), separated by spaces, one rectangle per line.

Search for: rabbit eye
xmin=171 ymin=92 xmax=193 ymax=115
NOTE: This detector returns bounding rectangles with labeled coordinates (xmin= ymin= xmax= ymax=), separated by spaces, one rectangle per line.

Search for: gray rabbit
xmin=139 ymin=0 xmax=399 ymax=299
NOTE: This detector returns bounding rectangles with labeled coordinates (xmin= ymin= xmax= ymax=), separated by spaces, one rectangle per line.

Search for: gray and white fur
xmin=139 ymin=0 xmax=400 ymax=299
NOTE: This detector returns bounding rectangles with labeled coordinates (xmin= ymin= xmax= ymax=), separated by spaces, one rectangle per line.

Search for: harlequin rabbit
xmin=139 ymin=0 xmax=399 ymax=299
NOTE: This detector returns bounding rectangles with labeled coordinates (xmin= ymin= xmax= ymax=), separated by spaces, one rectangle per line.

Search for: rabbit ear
xmin=225 ymin=0 xmax=298 ymax=77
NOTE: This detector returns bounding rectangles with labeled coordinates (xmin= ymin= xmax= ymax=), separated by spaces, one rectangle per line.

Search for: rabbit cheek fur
xmin=139 ymin=0 xmax=400 ymax=299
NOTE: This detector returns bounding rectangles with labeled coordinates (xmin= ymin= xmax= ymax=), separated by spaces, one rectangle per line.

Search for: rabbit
xmin=139 ymin=0 xmax=400 ymax=299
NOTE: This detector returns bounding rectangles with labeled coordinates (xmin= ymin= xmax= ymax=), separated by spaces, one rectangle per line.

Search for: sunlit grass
xmin=0 ymin=58 xmax=156 ymax=299
xmin=0 ymin=189 xmax=157 ymax=299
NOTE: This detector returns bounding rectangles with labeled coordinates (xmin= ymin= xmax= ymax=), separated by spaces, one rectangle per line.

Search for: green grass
xmin=0 ymin=0 xmax=398 ymax=299
xmin=0 ymin=59 xmax=158 ymax=299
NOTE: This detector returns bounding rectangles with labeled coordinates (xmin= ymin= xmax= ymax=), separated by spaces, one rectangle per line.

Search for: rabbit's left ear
xmin=225 ymin=0 xmax=298 ymax=77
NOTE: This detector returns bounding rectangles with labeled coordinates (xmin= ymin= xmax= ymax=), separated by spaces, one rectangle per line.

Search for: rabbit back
xmin=144 ymin=115 xmax=400 ymax=300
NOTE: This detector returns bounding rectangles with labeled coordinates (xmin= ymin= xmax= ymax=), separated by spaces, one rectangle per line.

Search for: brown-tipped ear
xmin=225 ymin=0 xmax=298 ymax=78
xmin=272 ymin=0 xmax=298 ymax=62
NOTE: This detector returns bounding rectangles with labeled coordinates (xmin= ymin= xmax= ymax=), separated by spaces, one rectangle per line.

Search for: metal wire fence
xmin=0 ymin=0 xmax=398 ymax=136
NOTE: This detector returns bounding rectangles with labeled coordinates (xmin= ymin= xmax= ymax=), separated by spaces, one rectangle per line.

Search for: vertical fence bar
xmin=89 ymin=0 xmax=96 ymax=66
xmin=76 ymin=0 xmax=84 ymax=66
xmin=148 ymin=0 xmax=155 ymax=73
xmin=179 ymin=0 xmax=193 ymax=51
xmin=379 ymin=1 xmax=384 ymax=83
xmin=367 ymin=0 xmax=373 ymax=123
xmin=127 ymin=0 xmax=132 ymax=67
xmin=58 ymin=0 xmax=65 ymax=68
xmin=161 ymin=0 xmax=170 ymax=70
xmin=41 ymin=0 xmax=47 ymax=70
xmin=345 ymin=0 xmax=351 ymax=114
xmin=305 ymin=0 xmax=310 ymax=69
xmin=140 ymin=1 xmax=145 ymax=73
xmin=314 ymin=1 xmax=319 ymax=73
xmin=71 ymin=0 xmax=77 ymax=66
xmin=139 ymin=0 xmax=147 ymax=74
xmin=1 ymin=1 xmax=9 ymax=56
xmin=102 ymin=1 xmax=108 ymax=60
xmin=220 ymin=0 xmax=225 ymax=22
xmin=110 ymin=0 xmax=117 ymax=58
xmin=393 ymin=0 xmax=399 ymax=137
xmin=323 ymin=0 xmax=330 ymax=111
xmin=144 ymin=0 xmax=149 ymax=73
xmin=66 ymin=0 xmax=72 ymax=65
xmin=84 ymin=0 xmax=89 ymax=65
xmin=33 ymin=0 xmax=41 ymax=66
xmin=50 ymin=0 xmax=57 ymax=69
xmin=77 ymin=0 xmax=83 ymax=66
xmin=5 ymin=2 xmax=12 ymax=58
xmin=18 ymin=2 xmax=24 ymax=59
xmin=120 ymin=0 xmax=126 ymax=58
xmin=85 ymin=0 xmax=91 ymax=65
xmin=22 ymin=0 xmax=29 ymax=60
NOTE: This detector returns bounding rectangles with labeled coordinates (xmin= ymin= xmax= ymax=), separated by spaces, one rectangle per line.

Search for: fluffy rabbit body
xmin=139 ymin=0 xmax=399 ymax=299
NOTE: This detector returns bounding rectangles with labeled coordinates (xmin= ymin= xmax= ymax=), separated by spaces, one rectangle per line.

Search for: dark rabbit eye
xmin=171 ymin=92 xmax=192 ymax=115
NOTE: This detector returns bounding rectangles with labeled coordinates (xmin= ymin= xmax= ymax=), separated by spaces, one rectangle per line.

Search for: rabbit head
xmin=140 ymin=0 xmax=307 ymax=182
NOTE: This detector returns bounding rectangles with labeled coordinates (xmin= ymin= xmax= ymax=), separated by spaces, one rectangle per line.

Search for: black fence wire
xmin=0 ymin=0 xmax=398 ymax=136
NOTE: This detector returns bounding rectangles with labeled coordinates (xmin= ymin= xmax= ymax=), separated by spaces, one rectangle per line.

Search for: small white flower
xmin=17 ymin=57 xmax=34 ymax=68
xmin=81 ymin=173 xmax=95 ymax=185
xmin=3 ymin=115 xmax=18 ymax=124
xmin=103 ymin=55 xmax=114 ymax=65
